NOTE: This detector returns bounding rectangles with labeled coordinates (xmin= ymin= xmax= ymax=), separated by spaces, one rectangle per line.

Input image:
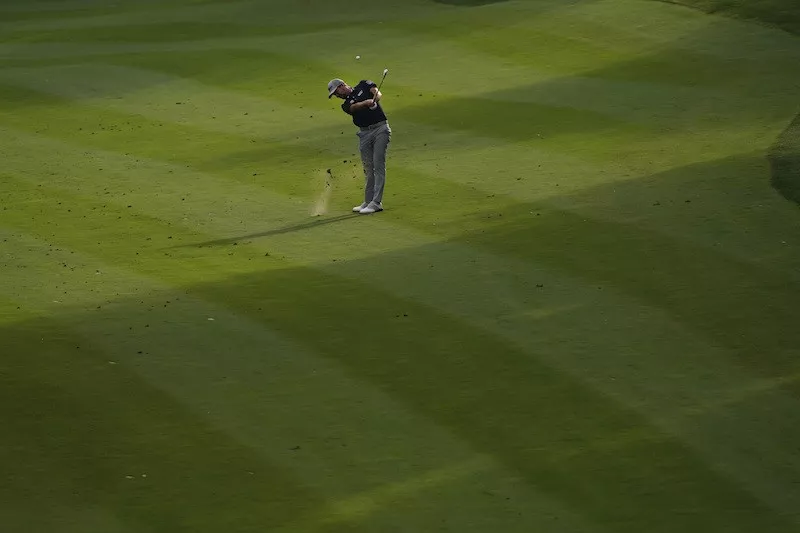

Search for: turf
xmin=661 ymin=0 xmax=800 ymax=34
xmin=1 ymin=0 xmax=800 ymax=531
xmin=769 ymin=113 xmax=800 ymax=204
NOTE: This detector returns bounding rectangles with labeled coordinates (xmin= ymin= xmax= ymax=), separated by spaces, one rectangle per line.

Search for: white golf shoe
xmin=352 ymin=202 xmax=368 ymax=213
xmin=359 ymin=201 xmax=383 ymax=214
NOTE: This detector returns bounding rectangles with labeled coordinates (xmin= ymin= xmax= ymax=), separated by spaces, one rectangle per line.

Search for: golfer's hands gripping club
xmin=372 ymin=94 xmax=382 ymax=109
xmin=350 ymin=98 xmax=376 ymax=112
xmin=368 ymin=87 xmax=382 ymax=110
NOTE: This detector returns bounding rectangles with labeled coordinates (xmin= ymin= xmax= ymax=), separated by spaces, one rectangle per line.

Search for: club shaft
xmin=376 ymin=70 xmax=388 ymax=92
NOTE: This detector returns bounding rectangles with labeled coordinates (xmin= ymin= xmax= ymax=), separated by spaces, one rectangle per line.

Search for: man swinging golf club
xmin=328 ymin=69 xmax=391 ymax=214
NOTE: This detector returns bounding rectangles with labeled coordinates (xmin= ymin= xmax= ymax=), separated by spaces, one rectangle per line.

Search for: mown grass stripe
xmin=5 ymin=146 xmax=800 ymax=520
xmin=1 ymin=230 xmax=597 ymax=532
xmin=187 ymin=263 xmax=796 ymax=532
xmin=2 ymin=0 xmax=799 ymax=530
xmin=1 ymin=314 xmax=329 ymax=533
xmin=769 ymin=112 xmax=800 ymax=205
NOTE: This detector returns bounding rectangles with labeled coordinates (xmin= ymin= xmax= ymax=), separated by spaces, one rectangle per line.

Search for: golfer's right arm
xmin=347 ymin=99 xmax=374 ymax=113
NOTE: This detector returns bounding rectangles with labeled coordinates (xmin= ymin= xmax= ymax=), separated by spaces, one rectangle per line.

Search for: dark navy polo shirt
xmin=342 ymin=79 xmax=387 ymax=128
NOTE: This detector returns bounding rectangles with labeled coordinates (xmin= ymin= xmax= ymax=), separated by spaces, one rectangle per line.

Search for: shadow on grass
xmin=392 ymin=92 xmax=639 ymax=142
xmin=656 ymin=0 xmax=800 ymax=35
xmin=447 ymin=152 xmax=800 ymax=381
xmin=5 ymin=200 xmax=799 ymax=531
xmin=0 ymin=81 xmax=67 ymax=112
xmin=0 ymin=316 xmax=332 ymax=533
xmin=389 ymin=41 xmax=796 ymax=145
xmin=189 ymin=261 xmax=799 ymax=533
xmin=170 ymin=149 xmax=800 ymax=530
xmin=181 ymin=213 xmax=360 ymax=248
xmin=769 ymin=112 xmax=800 ymax=205
xmin=431 ymin=0 xmax=510 ymax=5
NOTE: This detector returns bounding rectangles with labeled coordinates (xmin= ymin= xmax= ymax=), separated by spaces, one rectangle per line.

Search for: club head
xmin=376 ymin=68 xmax=389 ymax=92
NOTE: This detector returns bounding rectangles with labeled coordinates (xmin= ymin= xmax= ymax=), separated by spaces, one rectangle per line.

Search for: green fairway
xmin=1 ymin=0 xmax=799 ymax=531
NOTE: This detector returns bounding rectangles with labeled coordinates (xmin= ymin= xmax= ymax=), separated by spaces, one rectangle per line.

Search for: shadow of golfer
xmin=431 ymin=0 xmax=509 ymax=4
xmin=180 ymin=213 xmax=360 ymax=248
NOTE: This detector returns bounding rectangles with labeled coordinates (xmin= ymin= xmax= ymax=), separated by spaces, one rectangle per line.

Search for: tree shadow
xmin=7 ymin=146 xmax=800 ymax=528
xmin=446 ymin=152 xmax=800 ymax=382
xmin=393 ymin=91 xmax=639 ymax=142
xmin=655 ymin=0 xmax=800 ymax=36
xmin=385 ymin=8 xmax=799 ymax=149
xmin=0 ymin=316 xmax=330 ymax=533
xmin=768 ymin=112 xmax=800 ymax=206
xmin=7 ymin=256 xmax=797 ymax=532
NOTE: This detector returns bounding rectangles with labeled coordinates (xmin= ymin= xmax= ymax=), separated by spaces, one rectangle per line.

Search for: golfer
xmin=328 ymin=77 xmax=391 ymax=214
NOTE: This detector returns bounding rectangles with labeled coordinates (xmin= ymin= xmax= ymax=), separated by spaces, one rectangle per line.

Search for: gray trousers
xmin=357 ymin=121 xmax=391 ymax=204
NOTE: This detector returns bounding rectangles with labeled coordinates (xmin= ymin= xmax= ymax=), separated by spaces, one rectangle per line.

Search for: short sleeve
xmin=341 ymin=99 xmax=354 ymax=115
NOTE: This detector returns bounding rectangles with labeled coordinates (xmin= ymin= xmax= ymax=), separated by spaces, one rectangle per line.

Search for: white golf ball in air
xmin=355 ymin=55 xmax=361 ymax=60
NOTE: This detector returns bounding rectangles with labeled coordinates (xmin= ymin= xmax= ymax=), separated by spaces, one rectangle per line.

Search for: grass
xmin=660 ymin=0 xmax=800 ymax=34
xmin=1 ymin=0 xmax=800 ymax=531
xmin=769 ymin=113 xmax=800 ymax=205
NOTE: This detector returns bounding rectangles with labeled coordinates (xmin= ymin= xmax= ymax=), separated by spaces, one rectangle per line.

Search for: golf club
xmin=377 ymin=68 xmax=389 ymax=92
xmin=370 ymin=68 xmax=388 ymax=109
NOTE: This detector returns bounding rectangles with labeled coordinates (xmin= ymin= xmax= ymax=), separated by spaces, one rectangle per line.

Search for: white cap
xmin=327 ymin=78 xmax=345 ymax=98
